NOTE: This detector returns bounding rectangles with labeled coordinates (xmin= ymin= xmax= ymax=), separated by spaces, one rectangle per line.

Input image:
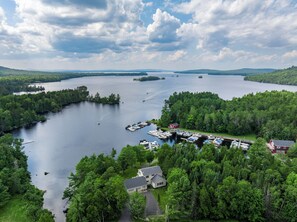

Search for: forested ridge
xmin=0 ymin=134 xmax=54 ymax=221
xmin=0 ymin=65 xmax=147 ymax=95
xmin=159 ymin=91 xmax=297 ymax=140
xmin=245 ymin=66 xmax=297 ymax=85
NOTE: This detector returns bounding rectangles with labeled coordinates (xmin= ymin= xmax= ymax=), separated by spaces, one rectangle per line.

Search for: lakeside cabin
xmin=169 ymin=123 xmax=179 ymax=129
xmin=268 ymin=139 xmax=295 ymax=154
xmin=124 ymin=176 xmax=147 ymax=194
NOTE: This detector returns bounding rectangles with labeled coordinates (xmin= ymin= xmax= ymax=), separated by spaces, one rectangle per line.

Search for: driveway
xmin=143 ymin=191 xmax=162 ymax=217
xmin=118 ymin=204 xmax=131 ymax=222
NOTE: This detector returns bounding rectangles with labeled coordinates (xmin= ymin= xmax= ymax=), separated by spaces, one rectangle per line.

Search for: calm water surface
xmin=13 ymin=73 xmax=297 ymax=221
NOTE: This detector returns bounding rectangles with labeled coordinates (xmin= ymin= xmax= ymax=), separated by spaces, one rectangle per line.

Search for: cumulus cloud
xmin=41 ymin=0 xmax=108 ymax=9
xmin=146 ymin=9 xmax=191 ymax=51
xmin=283 ymin=50 xmax=297 ymax=59
xmin=175 ymin=0 xmax=297 ymax=52
xmin=1 ymin=0 xmax=297 ymax=69
xmin=168 ymin=50 xmax=187 ymax=61
xmin=147 ymin=9 xmax=181 ymax=44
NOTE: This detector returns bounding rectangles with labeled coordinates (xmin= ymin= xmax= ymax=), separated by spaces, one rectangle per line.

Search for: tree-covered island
xmin=133 ymin=76 xmax=165 ymax=81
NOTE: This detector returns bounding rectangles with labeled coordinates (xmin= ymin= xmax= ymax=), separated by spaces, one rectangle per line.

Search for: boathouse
xmin=169 ymin=123 xmax=179 ymax=129
xmin=269 ymin=139 xmax=295 ymax=154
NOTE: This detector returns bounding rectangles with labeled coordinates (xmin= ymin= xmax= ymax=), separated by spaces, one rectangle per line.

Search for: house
xmin=269 ymin=139 xmax=295 ymax=154
xmin=124 ymin=176 xmax=147 ymax=194
xmin=151 ymin=174 xmax=166 ymax=188
xmin=137 ymin=166 xmax=163 ymax=185
xmin=169 ymin=123 xmax=179 ymax=129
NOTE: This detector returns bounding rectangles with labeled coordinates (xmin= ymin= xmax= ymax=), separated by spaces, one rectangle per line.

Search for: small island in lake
xmin=133 ymin=76 xmax=165 ymax=81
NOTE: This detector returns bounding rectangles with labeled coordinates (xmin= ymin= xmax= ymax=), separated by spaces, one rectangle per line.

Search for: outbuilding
xmin=269 ymin=139 xmax=295 ymax=154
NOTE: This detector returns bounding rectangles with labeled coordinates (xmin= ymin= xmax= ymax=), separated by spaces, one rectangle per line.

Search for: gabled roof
xmin=272 ymin=140 xmax=295 ymax=147
xmin=139 ymin=166 xmax=162 ymax=176
xmin=124 ymin=176 xmax=147 ymax=190
xmin=151 ymin=174 xmax=166 ymax=184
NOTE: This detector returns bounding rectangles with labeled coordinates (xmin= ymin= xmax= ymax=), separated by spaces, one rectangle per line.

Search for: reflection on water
xmin=13 ymin=73 xmax=297 ymax=221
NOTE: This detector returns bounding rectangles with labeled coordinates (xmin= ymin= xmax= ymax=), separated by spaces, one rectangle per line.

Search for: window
xmin=157 ymin=182 xmax=163 ymax=186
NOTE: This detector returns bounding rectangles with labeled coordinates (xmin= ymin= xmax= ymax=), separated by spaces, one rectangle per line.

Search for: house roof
xmin=151 ymin=174 xmax=166 ymax=184
xmin=124 ymin=176 xmax=147 ymax=190
xmin=139 ymin=166 xmax=162 ymax=176
xmin=272 ymin=140 xmax=295 ymax=148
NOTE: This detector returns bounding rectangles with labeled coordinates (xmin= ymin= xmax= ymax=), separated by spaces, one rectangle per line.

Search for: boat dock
xmin=125 ymin=121 xmax=151 ymax=132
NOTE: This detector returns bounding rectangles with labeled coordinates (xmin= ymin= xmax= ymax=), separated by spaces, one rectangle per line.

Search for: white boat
xmin=187 ymin=136 xmax=199 ymax=143
xmin=208 ymin=135 xmax=215 ymax=140
xmin=139 ymin=140 xmax=160 ymax=150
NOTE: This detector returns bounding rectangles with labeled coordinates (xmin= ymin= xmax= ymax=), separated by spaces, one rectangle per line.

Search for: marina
xmin=125 ymin=121 xmax=150 ymax=132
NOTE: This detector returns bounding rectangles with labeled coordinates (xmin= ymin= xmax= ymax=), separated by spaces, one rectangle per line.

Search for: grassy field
xmin=162 ymin=127 xmax=257 ymax=142
xmin=0 ymin=196 xmax=31 ymax=222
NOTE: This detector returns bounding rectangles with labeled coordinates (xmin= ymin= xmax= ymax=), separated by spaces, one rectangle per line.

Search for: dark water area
xmin=12 ymin=72 xmax=297 ymax=221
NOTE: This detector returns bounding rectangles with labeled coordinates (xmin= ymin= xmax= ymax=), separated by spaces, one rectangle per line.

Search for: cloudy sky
xmin=0 ymin=0 xmax=297 ymax=70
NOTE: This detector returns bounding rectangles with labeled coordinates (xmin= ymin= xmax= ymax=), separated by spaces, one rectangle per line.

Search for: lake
xmin=13 ymin=73 xmax=297 ymax=221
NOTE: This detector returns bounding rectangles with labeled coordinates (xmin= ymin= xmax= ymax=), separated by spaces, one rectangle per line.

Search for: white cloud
xmin=283 ymin=50 xmax=297 ymax=59
xmin=168 ymin=50 xmax=187 ymax=61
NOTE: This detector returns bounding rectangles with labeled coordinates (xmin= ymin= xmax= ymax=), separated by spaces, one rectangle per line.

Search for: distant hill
xmin=0 ymin=65 xmax=147 ymax=95
xmin=244 ymin=66 xmax=297 ymax=85
xmin=175 ymin=68 xmax=276 ymax=76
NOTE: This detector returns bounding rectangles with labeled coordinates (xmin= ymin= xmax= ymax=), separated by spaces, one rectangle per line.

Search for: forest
xmin=0 ymin=86 xmax=120 ymax=135
xmin=157 ymin=140 xmax=297 ymax=221
xmin=63 ymin=139 xmax=297 ymax=221
xmin=159 ymin=91 xmax=297 ymax=140
xmin=63 ymin=145 xmax=153 ymax=221
xmin=0 ymin=134 xmax=54 ymax=221
xmin=245 ymin=66 xmax=297 ymax=85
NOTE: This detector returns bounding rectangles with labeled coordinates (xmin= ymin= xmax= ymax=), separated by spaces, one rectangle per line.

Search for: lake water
xmin=13 ymin=73 xmax=297 ymax=221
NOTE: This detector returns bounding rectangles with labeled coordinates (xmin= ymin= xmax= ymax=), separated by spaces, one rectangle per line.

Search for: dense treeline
xmin=0 ymin=134 xmax=54 ymax=221
xmin=159 ymin=91 xmax=297 ymax=140
xmin=63 ymin=145 xmax=153 ymax=222
xmin=157 ymin=140 xmax=297 ymax=221
xmin=88 ymin=92 xmax=120 ymax=104
xmin=245 ymin=66 xmax=297 ymax=85
xmin=0 ymin=86 xmax=89 ymax=134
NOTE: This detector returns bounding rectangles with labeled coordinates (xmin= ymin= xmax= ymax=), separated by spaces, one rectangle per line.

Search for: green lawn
xmin=162 ymin=127 xmax=257 ymax=142
xmin=0 ymin=196 xmax=31 ymax=222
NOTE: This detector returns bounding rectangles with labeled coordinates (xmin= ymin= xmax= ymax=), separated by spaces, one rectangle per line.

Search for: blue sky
xmin=0 ymin=0 xmax=297 ymax=70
